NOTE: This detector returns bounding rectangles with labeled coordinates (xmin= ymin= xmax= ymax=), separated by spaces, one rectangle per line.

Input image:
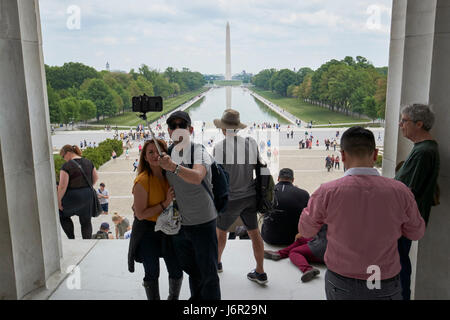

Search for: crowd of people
xmin=56 ymin=103 xmax=439 ymax=301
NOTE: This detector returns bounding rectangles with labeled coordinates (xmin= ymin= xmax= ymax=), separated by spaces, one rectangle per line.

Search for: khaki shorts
xmin=216 ymin=196 xmax=258 ymax=231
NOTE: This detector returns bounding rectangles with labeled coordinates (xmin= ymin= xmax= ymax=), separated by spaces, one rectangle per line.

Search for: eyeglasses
xmin=168 ymin=121 xmax=188 ymax=130
xmin=399 ymin=118 xmax=414 ymax=124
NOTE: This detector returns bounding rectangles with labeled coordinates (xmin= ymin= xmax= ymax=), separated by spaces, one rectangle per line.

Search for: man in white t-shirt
xmin=97 ymin=182 xmax=109 ymax=215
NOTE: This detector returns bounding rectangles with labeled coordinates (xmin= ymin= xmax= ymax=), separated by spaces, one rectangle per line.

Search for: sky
xmin=39 ymin=0 xmax=392 ymax=75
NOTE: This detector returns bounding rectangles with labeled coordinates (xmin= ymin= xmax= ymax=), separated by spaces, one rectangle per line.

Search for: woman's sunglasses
xmin=168 ymin=121 xmax=188 ymax=130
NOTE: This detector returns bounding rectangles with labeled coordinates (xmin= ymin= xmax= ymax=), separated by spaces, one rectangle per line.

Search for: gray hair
xmin=401 ymin=103 xmax=435 ymax=131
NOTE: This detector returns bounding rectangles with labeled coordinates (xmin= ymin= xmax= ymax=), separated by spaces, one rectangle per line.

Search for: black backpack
xmin=255 ymin=157 xmax=276 ymax=215
xmin=168 ymin=143 xmax=230 ymax=215
xmin=92 ymin=231 xmax=109 ymax=239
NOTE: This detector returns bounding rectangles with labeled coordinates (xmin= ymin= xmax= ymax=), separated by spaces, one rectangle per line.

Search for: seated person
xmin=261 ymin=168 xmax=310 ymax=245
xmin=92 ymin=222 xmax=114 ymax=239
xmin=264 ymin=225 xmax=327 ymax=282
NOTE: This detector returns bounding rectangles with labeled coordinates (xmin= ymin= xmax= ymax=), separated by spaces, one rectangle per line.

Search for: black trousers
xmin=59 ymin=210 xmax=92 ymax=239
xmin=398 ymin=236 xmax=413 ymax=300
xmin=172 ymin=219 xmax=221 ymax=300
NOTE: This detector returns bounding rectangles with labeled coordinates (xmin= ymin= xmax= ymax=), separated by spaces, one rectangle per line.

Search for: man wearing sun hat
xmin=212 ymin=109 xmax=268 ymax=285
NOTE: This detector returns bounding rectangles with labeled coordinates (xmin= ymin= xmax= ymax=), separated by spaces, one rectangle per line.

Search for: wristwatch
xmin=173 ymin=164 xmax=181 ymax=176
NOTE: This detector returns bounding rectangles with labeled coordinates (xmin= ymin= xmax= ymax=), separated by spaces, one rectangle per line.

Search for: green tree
xmin=58 ymin=97 xmax=80 ymax=126
xmin=364 ymin=96 xmax=378 ymax=121
xmin=269 ymin=69 xmax=299 ymax=96
xmin=251 ymin=69 xmax=276 ymax=90
xmin=47 ymin=84 xmax=61 ymax=123
xmin=136 ymin=76 xmax=154 ymax=96
xmin=79 ymin=99 xmax=97 ymax=124
xmin=45 ymin=62 xmax=99 ymax=90
xmin=82 ymin=79 xmax=115 ymax=121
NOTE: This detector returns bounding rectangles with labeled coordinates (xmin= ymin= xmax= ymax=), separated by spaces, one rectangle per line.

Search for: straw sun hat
xmin=213 ymin=109 xmax=247 ymax=130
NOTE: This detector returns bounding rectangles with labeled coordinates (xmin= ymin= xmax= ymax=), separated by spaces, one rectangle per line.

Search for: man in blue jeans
xmin=159 ymin=111 xmax=221 ymax=300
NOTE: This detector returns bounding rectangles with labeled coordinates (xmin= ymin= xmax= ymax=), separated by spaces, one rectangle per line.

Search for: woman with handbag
xmin=57 ymin=144 xmax=99 ymax=239
xmin=129 ymin=139 xmax=183 ymax=300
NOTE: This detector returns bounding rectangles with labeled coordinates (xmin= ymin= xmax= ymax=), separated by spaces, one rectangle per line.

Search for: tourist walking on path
xmin=97 ymin=182 xmax=109 ymax=215
xmin=128 ymin=139 xmax=183 ymax=300
xmin=112 ymin=213 xmax=131 ymax=239
xmin=264 ymin=225 xmax=327 ymax=283
xmin=334 ymin=155 xmax=340 ymax=169
xmin=213 ymin=109 xmax=268 ymax=285
xmin=158 ymin=111 xmax=221 ymax=300
xmin=133 ymin=159 xmax=139 ymax=172
xmin=395 ymin=104 xmax=440 ymax=300
xmin=57 ymin=145 xmax=99 ymax=239
xmin=299 ymin=126 xmax=425 ymax=300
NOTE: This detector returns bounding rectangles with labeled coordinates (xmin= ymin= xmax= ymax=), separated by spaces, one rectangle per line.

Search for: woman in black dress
xmin=57 ymin=144 xmax=99 ymax=239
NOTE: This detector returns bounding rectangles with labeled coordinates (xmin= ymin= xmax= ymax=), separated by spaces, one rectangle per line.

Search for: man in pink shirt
xmin=299 ymin=126 xmax=425 ymax=300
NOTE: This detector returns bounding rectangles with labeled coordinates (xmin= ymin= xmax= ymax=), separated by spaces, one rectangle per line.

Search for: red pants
xmin=278 ymin=237 xmax=323 ymax=273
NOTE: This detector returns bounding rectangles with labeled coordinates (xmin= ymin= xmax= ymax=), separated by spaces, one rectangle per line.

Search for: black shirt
xmin=261 ymin=181 xmax=310 ymax=245
xmin=61 ymin=158 xmax=95 ymax=189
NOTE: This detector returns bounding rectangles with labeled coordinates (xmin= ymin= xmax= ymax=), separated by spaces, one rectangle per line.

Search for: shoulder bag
xmin=70 ymin=159 xmax=103 ymax=217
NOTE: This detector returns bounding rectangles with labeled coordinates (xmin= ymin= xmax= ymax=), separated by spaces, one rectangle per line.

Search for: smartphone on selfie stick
xmin=132 ymin=95 xmax=164 ymax=156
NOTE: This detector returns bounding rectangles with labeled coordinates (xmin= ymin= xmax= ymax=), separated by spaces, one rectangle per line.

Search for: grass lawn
xmin=251 ymin=88 xmax=369 ymax=125
xmin=93 ymin=88 xmax=209 ymax=126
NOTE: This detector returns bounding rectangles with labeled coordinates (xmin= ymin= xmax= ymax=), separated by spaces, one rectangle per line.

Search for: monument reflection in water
xmin=187 ymin=87 xmax=287 ymax=125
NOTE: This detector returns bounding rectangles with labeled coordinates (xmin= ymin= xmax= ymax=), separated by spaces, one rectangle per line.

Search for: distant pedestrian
xmin=133 ymin=159 xmax=139 ymax=172
xmin=334 ymin=155 xmax=340 ymax=169
xmin=97 ymin=182 xmax=109 ymax=215
xmin=111 ymin=213 xmax=131 ymax=239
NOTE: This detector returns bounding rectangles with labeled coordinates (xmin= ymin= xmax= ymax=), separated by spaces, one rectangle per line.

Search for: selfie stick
xmin=138 ymin=113 xmax=163 ymax=156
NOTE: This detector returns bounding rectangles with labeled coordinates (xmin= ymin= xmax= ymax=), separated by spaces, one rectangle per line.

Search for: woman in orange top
xmin=130 ymin=139 xmax=183 ymax=300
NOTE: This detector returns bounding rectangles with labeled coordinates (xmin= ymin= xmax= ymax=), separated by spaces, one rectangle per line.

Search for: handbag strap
xmin=70 ymin=159 xmax=94 ymax=188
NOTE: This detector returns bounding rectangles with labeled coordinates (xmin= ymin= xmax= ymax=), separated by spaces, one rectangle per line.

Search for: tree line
xmin=46 ymin=62 xmax=206 ymax=125
xmin=251 ymin=56 xmax=387 ymax=120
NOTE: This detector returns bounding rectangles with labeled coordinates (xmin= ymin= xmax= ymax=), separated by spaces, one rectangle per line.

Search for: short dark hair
xmin=340 ymin=126 xmax=375 ymax=157
xmin=100 ymin=183 xmax=105 ymax=187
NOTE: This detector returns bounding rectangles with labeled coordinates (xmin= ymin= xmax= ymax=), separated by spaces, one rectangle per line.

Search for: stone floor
xmin=46 ymin=239 xmax=326 ymax=300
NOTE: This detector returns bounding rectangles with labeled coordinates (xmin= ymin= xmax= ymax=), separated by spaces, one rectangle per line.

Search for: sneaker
xmin=217 ymin=262 xmax=223 ymax=273
xmin=264 ymin=250 xmax=282 ymax=261
xmin=247 ymin=270 xmax=268 ymax=285
xmin=301 ymin=268 xmax=320 ymax=283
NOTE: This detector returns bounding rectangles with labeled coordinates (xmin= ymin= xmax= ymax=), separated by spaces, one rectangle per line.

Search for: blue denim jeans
xmin=172 ymin=219 xmax=221 ymax=300
xmin=325 ymin=269 xmax=402 ymax=300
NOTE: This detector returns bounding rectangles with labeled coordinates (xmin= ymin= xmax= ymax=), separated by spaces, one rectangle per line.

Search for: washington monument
xmin=225 ymin=21 xmax=231 ymax=80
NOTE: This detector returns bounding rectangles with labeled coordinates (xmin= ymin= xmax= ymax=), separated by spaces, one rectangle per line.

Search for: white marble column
xmin=384 ymin=0 xmax=449 ymax=299
xmin=414 ymin=0 xmax=450 ymax=300
xmin=0 ymin=0 xmax=61 ymax=299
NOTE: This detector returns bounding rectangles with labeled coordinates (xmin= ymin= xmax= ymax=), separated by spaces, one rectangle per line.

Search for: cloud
xmin=39 ymin=0 xmax=393 ymax=74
